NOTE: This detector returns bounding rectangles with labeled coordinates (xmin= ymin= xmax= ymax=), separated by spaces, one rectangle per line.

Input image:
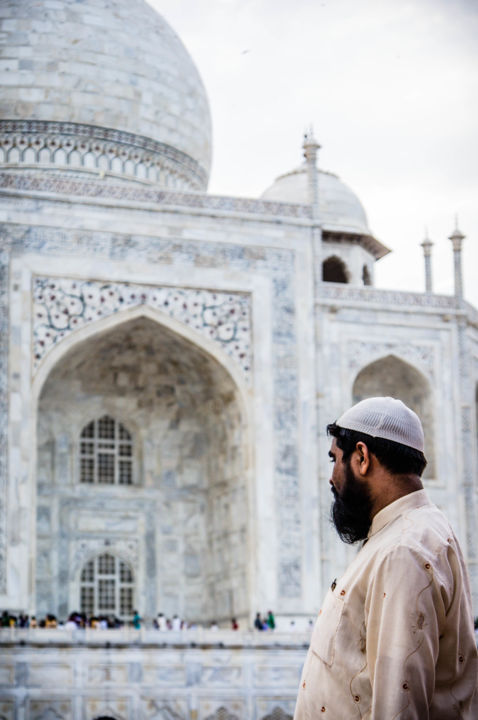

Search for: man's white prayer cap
xmin=335 ymin=397 xmax=425 ymax=452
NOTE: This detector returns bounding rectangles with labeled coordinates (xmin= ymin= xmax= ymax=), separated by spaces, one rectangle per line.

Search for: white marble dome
xmin=0 ymin=0 xmax=212 ymax=189
xmin=261 ymin=164 xmax=371 ymax=236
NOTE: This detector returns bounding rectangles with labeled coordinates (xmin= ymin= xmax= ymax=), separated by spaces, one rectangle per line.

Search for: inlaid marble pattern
xmin=33 ymin=277 xmax=252 ymax=380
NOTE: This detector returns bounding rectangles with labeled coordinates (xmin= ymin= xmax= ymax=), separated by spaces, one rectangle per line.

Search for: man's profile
xmin=294 ymin=396 xmax=477 ymax=719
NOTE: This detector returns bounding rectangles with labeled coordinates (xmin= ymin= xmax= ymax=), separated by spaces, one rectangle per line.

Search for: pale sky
xmin=148 ymin=0 xmax=478 ymax=306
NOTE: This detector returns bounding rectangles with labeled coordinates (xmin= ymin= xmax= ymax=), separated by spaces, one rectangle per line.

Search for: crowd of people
xmin=0 ymin=609 xmax=276 ymax=631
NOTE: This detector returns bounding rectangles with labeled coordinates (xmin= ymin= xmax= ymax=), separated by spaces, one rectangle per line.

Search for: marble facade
xmin=1 ymin=1 xmax=478 ymax=716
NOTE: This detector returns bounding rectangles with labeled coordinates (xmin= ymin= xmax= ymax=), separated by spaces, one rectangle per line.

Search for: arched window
xmin=80 ymin=553 xmax=134 ymax=619
xmin=79 ymin=415 xmax=133 ymax=484
xmin=322 ymin=256 xmax=349 ymax=283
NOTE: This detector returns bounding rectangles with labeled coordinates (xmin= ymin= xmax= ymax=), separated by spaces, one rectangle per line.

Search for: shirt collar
xmin=368 ymin=489 xmax=431 ymax=538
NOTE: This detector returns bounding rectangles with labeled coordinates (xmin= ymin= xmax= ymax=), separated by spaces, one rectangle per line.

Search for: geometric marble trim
xmin=33 ymin=277 xmax=252 ymax=381
xmin=0 ymin=171 xmax=312 ymax=220
xmin=0 ymin=119 xmax=207 ymax=191
xmin=319 ymin=282 xmax=458 ymax=309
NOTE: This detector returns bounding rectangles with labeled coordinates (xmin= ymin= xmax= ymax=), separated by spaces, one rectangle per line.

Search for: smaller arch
xmin=352 ymin=354 xmax=435 ymax=478
xmin=322 ymin=255 xmax=349 ymax=283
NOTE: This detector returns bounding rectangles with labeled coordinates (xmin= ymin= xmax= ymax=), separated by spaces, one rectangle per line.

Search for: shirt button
xmin=321 ymin=707 xmax=326 ymax=713
xmin=459 ymin=655 xmax=464 ymax=663
xmin=354 ymin=695 xmax=360 ymax=702
xmin=340 ymin=589 xmax=346 ymax=596
xmin=302 ymin=682 xmax=306 ymax=688
xmin=424 ymin=563 xmax=431 ymax=569
xmin=402 ymin=682 xmax=409 ymax=690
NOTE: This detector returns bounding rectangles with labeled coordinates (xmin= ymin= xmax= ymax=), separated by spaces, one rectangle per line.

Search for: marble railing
xmin=0 ymin=626 xmax=310 ymax=647
xmin=318 ymin=283 xmax=459 ymax=310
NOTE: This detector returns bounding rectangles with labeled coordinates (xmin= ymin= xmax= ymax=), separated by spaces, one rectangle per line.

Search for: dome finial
xmin=302 ymin=126 xmax=321 ymax=160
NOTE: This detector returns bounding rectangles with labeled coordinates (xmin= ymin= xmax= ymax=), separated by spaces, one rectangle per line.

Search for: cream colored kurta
xmin=294 ymin=490 xmax=478 ymax=719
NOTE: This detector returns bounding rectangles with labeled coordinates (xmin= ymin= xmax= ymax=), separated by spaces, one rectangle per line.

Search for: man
xmin=294 ymin=397 xmax=477 ymax=719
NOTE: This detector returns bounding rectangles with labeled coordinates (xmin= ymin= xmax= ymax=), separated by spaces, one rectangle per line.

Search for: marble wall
xmin=0 ymin=629 xmax=306 ymax=720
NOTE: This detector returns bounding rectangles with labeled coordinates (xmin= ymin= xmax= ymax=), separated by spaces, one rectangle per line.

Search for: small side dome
xmin=261 ymin=164 xmax=370 ymax=237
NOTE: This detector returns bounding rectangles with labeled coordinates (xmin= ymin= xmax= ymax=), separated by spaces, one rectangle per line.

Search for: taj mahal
xmin=0 ymin=1 xmax=477 ymax=718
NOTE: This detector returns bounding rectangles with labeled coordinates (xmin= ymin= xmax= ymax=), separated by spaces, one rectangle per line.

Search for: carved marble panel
xmin=87 ymin=663 xmax=129 ymax=685
xmin=27 ymin=700 xmax=72 ymax=720
xmin=28 ymin=663 xmax=72 ymax=686
xmin=142 ymin=664 xmax=186 ymax=686
xmin=260 ymin=708 xmax=293 ymax=720
xmin=202 ymin=707 xmax=241 ymax=720
xmin=140 ymin=698 xmax=188 ymax=720
xmin=0 ymin=701 xmax=14 ymax=720
xmin=255 ymin=700 xmax=296 ymax=720
xmin=85 ymin=698 xmax=129 ymax=720
xmin=200 ymin=665 xmax=243 ymax=687
xmin=253 ymin=665 xmax=300 ymax=687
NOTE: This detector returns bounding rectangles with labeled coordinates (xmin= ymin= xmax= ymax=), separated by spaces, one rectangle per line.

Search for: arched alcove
xmin=322 ymin=256 xmax=349 ymax=283
xmin=36 ymin=315 xmax=249 ymax=624
xmin=352 ymin=354 xmax=435 ymax=478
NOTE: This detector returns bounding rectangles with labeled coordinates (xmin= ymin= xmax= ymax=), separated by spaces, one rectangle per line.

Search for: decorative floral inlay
xmin=33 ymin=277 xmax=252 ymax=379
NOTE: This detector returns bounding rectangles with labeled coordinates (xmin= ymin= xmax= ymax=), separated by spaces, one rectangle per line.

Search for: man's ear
xmin=354 ymin=441 xmax=371 ymax=476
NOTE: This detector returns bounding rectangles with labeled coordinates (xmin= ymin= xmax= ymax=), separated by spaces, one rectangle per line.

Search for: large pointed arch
xmin=33 ymin=306 xmax=254 ymax=625
xmin=33 ymin=303 xmax=251 ymax=416
xmin=352 ymin=354 xmax=435 ymax=479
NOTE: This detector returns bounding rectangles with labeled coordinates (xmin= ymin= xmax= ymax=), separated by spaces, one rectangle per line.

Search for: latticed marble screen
xmin=80 ymin=553 xmax=134 ymax=618
xmin=79 ymin=415 xmax=133 ymax=485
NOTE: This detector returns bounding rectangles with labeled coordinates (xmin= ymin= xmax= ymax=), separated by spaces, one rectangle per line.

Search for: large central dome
xmin=0 ymin=0 xmax=212 ymax=190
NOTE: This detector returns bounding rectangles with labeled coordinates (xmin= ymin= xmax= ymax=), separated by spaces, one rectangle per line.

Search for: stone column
xmin=302 ymin=129 xmax=322 ymax=292
xmin=449 ymin=222 xmax=465 ymax=301
xmin=303 ymin=131 xmax=328 ymax=601
xmin=420 ymin=232 xmax=433 ymax=294
xmin=302 ymin=129 xmax=321 ymax=220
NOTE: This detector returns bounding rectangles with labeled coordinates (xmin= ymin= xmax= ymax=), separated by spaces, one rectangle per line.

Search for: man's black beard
xmin=331 ymin=460 xmax=373 ymax=544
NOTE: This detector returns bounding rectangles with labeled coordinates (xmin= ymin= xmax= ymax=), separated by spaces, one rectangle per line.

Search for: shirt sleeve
xmin=364 ymin=544 xmax=449 ymax=719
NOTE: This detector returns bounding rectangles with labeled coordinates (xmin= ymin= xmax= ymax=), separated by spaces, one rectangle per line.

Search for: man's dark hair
xmin=327 ymin=423 xmax=427 ymax=476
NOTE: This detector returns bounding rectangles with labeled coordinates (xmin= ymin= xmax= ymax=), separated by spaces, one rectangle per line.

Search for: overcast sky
xmin=148 ymin=0 xmax=478 ymax=306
